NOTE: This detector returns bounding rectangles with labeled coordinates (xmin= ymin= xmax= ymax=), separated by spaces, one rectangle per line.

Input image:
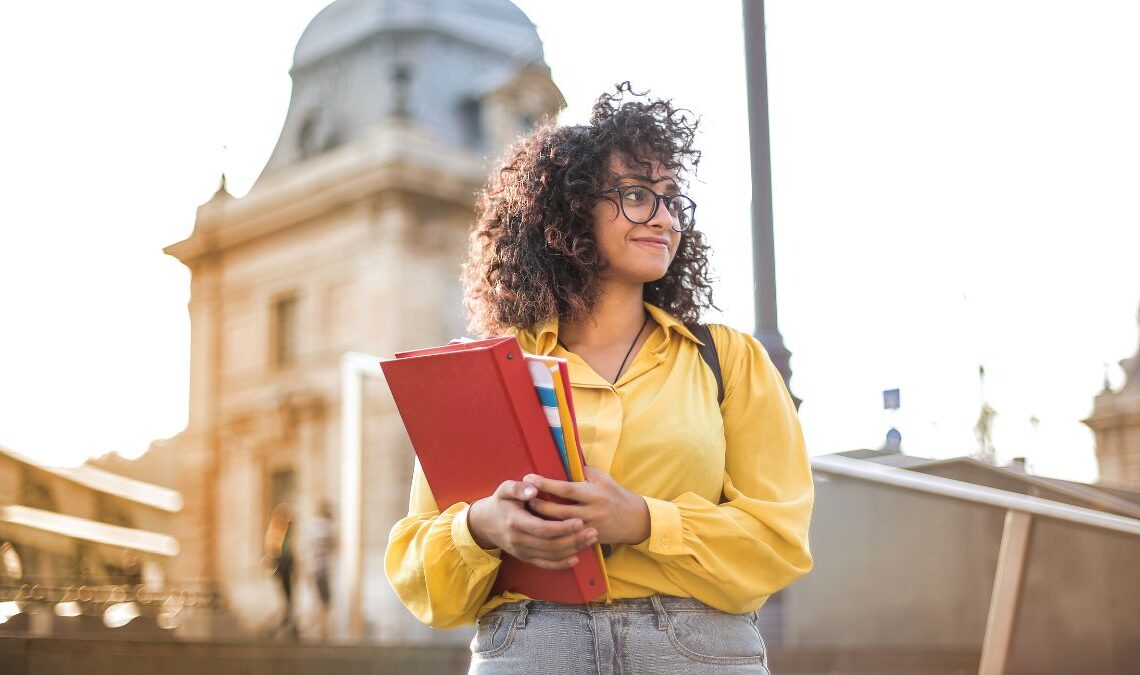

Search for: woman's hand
xmin=523 ymin=467 xmax=651 ymax=546
xmin=467 ymin=479 xmax=598 ymax=570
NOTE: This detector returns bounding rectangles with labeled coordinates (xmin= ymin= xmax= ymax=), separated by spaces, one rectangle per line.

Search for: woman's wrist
xmin=624 ymin=494 xmax=652 ymax=545
xmin=466 ymin=499 xmax=497 ymax=550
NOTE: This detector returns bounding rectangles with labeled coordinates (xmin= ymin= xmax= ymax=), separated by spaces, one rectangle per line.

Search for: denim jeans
xmin=469 ymin=595 xmax=772 ymax=674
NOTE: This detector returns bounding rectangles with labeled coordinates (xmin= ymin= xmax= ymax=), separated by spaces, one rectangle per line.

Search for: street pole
xmin=743 ymin=0 xmax=799 ymax=408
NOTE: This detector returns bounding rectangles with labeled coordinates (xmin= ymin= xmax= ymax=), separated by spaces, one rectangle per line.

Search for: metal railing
xmin=811 ymin=454 xmax=1140 ymax=675
xmin=0 ymin=582 xmax=222 ymax=632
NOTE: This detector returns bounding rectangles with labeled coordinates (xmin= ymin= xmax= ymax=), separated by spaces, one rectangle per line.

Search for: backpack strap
xmin=687 ymin=323 xmax=724 ymax=406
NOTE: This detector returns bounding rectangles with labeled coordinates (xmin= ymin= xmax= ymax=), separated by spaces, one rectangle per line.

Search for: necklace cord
xmin=555 ymin=312 xmax=650 ymax=384
xmin=613 ymin=313 xmax=650 ymax=383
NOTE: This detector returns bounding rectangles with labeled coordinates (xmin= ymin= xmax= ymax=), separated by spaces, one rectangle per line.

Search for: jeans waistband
xmin=504 ymin=595 xmax=722 ymax=614
xmin=494 ymin=596 xmax=733 ymax=631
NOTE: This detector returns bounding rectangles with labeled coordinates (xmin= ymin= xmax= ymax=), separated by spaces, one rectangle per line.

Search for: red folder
xmin=380 ymin=336 xmax=607 ymax=604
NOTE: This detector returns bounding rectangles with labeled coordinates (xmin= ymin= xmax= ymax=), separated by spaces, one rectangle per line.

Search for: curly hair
xmin=462 ymin=82 xmax=716 ymax=337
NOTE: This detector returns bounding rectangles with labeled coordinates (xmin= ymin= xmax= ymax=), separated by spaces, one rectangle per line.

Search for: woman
xmin=385 ymin=83 xmax=813 ymax=674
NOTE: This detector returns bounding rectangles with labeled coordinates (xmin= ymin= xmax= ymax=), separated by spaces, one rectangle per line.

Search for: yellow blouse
xmin=385 ymin=303 xmax=814 ymax=628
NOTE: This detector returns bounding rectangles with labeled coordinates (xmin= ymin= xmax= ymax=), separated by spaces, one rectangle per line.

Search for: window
xmin=266 ymin=468 xmax=296 ymax=529
xmin=95 ymin=494 xmax=133 ymax=529
xmin=272 ymin=295 xmax=299 ymax=368
xmin=19 ymin=467 xmax=56 ymax=511
xmin=461 ymin=98 xmax=484 ymax=148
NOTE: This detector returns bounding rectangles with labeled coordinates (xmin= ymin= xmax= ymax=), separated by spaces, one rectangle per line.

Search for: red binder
xmin=380 ymin=336 xmax=608 ymax=604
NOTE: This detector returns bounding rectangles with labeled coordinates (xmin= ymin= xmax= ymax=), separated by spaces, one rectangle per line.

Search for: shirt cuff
xmin=632 ymin=496 xmax=685 ymax=556
xmin=450 ymin=504 xmax=502 ymax=570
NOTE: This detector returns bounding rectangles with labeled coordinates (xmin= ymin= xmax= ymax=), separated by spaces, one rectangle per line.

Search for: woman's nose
xmin=647 ymin=197 xmax=672 ymax=229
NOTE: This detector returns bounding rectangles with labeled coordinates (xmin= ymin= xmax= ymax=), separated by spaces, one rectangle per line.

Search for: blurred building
xmin=1085 ymin=304 xmax=1140 ymax=488
xmin=159 ymin=0 xmax=563 ymax=641
xmin=0 ymin=444 xmax=184 ymax=637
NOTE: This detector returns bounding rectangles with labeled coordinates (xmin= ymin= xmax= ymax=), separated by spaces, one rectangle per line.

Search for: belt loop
xmin=649 ymin=595 xmax=668 ymax=631
xmin=515 ymin=600 xmax=531 ymax=628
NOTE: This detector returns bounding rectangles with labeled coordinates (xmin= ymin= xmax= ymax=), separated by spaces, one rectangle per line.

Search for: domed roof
xmin=294 ymin=0 xmax=542 ymax=70
xmin=254 ymin=0 xmax=558 ymax=186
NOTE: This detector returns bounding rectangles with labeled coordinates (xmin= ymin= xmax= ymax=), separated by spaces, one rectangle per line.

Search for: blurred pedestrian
xmin=309 ymin=500 xmax=336 ymax=640
xmin=264 ymin=502 xmax=297 ymax=639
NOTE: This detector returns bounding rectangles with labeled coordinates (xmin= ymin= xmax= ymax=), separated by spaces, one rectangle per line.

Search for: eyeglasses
xmin=601 ymin=186 xmax=697 ymax=232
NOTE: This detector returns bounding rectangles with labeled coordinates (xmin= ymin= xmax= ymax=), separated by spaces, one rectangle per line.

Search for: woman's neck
xmin=559 ymin=281 xmax=646 ymax=349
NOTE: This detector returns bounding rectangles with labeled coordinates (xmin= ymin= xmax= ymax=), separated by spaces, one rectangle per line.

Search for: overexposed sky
xmin=1 ymin=1 xmax=1137 ymax=482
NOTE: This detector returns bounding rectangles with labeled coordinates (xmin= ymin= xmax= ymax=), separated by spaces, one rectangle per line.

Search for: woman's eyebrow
xmin=616 ymin=173 xmax=680 ymax=190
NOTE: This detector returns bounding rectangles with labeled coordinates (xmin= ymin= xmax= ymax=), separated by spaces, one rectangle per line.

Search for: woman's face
xmin=590 ymin=154 xmax=682 ymax=287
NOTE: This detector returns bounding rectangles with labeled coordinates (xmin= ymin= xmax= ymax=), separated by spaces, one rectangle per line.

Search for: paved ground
xmin=0 ymin=636 xmax=980 ymax=675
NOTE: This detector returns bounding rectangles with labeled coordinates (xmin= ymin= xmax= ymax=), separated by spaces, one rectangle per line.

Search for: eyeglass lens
xmin=618 ymin=186 xmax=695 ymax=230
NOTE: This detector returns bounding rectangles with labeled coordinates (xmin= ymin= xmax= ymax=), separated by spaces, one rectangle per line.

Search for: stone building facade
xmin=162 ymin=0 xmax=563 ymax=641
xmin=1085 ymin=306 xmax=1140 ymax=488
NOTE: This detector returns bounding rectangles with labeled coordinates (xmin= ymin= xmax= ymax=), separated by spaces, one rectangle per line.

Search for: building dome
xmin=293 ymin=0 xmax=542 ymax=69
xmin=254 ymin=0 xmax=554 ymax=185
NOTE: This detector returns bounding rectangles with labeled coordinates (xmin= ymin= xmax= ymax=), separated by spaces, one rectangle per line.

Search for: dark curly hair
xmin=462 ymin=82 xmax=716 ymax=337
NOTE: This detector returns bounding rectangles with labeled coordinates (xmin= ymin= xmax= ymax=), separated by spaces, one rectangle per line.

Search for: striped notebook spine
xmin=526 ymin=358 xmax=571 ymax=479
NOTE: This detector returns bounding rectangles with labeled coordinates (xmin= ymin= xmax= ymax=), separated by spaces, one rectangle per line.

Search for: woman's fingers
xmin=512 ymin=532 xmax=596 ymax=563
xmin=514 ymin=527 xmax=596 ymax=557
xmin=527 ymin=555 xmax=580 ymax=571
xmin=511 ymin=510 xmax=581 ymax=537
xmin=523 ymin=474 xmax=590 ymax=501
xmin=494 ymin=479 xmax=537 ymax=502
xmin=526 ymin=497 xmax=580 ymax=521
xmin=509 ymin=511 xmax=595 ymax=546
xmin=503 ymin=508 xmax=596 ymax=559
xmin=481 ymin=475 xmax=609 ymax=563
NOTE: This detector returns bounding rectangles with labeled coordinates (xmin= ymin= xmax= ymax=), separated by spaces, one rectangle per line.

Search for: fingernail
xmin=567 ymin=557 xmax=578 ymax=566
xmin=585 ymin=529 xmax=597 ymax=539
xmin=522 ymin=486 xmax=536 ymax=498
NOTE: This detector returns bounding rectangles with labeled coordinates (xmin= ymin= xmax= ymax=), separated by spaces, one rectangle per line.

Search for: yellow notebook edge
xmin=546 ymin=361 xmax=612 ymax=598
xmin=549 ymin=368 xmax=585 ymax=482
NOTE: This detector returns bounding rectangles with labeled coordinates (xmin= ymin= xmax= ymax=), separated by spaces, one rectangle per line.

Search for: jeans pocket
xmin=470 ymin=610 xmax=519 ymax=658
xmin=665 ymin=610 xmax=768 ymax=666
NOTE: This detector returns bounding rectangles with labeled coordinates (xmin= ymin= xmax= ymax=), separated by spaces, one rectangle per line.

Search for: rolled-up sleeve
xmin=631 ymin=326 xmax=814 ymax=613
xmin=384 ymin=460 xmax=501 ymax=628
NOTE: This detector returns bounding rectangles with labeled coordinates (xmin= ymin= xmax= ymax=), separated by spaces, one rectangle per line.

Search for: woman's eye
xmin=623 ymin=188 xmax=647 ymax=203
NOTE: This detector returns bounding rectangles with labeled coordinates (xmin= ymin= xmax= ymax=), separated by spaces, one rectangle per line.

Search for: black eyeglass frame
xmin=600 ymin=186 xmax=698 ymax=232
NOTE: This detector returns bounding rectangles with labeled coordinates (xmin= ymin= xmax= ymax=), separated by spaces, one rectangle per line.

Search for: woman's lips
xmin=632 ymin=238 xmax=669 ymax=250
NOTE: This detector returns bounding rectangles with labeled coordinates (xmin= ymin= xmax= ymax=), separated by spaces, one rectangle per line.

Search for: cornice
xmin=166 ymin=124 xmax=487 ymax=268
xmin=1083 ymin=407 xmax=1140 ymax=431
xmin=0 ymin=445 xmax=183 ymax=513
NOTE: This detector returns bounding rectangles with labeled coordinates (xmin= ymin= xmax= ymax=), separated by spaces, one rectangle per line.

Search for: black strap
xmin=687 ymin=323 xmax=724 ymax=406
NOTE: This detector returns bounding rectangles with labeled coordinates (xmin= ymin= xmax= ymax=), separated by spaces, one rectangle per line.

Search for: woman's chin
xmin=600 ymin=262 xmax=672 ymax=287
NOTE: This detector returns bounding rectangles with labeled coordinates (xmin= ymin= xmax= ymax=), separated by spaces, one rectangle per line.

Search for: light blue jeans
xmin=469 ymin=595 xmax=772 ymax=674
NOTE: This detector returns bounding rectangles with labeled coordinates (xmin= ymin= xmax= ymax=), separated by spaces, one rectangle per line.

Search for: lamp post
xmin=743 ymin=0 xmax=799 ymax=408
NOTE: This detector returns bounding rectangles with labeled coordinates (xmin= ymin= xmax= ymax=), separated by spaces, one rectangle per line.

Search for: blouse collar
xmin=527 ymin=302 xmax=704 ymax=355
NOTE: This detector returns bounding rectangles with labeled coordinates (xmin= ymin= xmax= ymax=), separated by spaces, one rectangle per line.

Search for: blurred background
xmin=0 ymin=1 xmax=1138 ymax=673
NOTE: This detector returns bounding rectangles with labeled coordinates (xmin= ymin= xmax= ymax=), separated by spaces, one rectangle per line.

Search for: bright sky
xmin=1 ymin=1 xmax=1137 ymax=483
